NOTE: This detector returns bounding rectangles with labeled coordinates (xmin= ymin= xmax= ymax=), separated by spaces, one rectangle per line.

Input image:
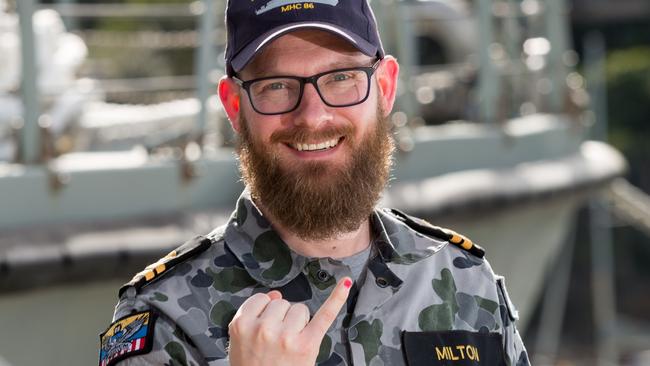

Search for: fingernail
xmin=343 ymin=278 xmax=352 ymax=289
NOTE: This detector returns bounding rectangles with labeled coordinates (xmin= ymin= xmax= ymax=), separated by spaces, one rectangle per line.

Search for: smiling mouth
xmin=288 ymin=137 xmax=343 ymax=152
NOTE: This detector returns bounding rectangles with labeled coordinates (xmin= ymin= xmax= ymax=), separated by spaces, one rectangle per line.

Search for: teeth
xmin=292 ymin=138 xmax=340 ymax=151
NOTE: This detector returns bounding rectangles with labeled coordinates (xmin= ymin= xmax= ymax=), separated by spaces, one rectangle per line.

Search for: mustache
xmin=270 ymin=124 xmax=354 ymax=144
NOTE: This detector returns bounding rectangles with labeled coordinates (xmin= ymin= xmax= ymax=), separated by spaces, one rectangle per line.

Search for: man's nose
xmin=292 ymin=83 xmax=333 ymax=128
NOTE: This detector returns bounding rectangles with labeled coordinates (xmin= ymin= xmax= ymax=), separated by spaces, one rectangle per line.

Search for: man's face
xmin=233 ymin=30 xmax=395 ymax=241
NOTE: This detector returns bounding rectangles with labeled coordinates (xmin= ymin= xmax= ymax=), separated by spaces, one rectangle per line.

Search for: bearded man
xmin=99 ymin=0 xmax=530 ymax=365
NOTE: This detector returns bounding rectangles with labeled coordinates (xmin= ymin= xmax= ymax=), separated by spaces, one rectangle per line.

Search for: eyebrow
xmin=246 ymin=58 xmax=374 ymax=79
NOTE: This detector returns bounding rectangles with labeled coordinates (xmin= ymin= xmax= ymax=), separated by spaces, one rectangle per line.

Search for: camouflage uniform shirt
xmin=105 ymin=190 xmax=530 ymax=365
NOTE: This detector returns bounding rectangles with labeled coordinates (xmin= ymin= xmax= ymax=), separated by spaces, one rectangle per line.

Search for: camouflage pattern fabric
xmin=107 ymin=190 xmax=530 ymax=365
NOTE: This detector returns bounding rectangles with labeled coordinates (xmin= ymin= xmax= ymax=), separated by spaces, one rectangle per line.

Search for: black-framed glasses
xmin=233 ymin=59 xmax=382 ymax=115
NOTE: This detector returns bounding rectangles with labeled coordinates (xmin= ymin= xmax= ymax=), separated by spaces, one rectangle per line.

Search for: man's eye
xmin=332 ymin=73 xmax=351 ymax=82
xmin=266 ymin=82 xmax=286 ymax=90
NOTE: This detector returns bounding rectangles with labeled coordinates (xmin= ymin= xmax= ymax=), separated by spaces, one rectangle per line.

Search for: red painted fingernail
xmin=343 ymin=279 xmax=352 ymax=289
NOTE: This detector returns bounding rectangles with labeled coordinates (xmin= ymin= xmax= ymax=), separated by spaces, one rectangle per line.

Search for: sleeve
xmin=496 ymin=276 xmax=531 ymax=366
xmin=114 ymin=311 xmax=210 ymax=366
xmin=102 ymin=294 xmax=231 ymax=366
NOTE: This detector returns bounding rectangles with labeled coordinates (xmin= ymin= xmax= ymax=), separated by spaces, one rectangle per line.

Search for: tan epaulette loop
xmin=388 ymin=208 xmax=486 ymax=258
xmin=118 ymin=236 xmax=213 ymax=298
xmin=444 ymin=229 xmax=475 ymax=252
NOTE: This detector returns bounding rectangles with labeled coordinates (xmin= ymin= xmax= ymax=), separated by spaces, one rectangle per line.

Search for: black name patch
xmin=402 ymin=330 xmax=506 ymax=365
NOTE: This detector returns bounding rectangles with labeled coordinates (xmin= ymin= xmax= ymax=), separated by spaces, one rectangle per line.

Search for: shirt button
xmin=348 ymin=327 xmax=358 ymax=341
xmin=376 ymin=277 xmax=389 ymax=288
xmin=316 ymin=269 xmax=330 ymax=282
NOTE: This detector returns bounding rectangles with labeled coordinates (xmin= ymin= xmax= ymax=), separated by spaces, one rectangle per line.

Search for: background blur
xmin=0 ymin=0 xmax=648 ymax=365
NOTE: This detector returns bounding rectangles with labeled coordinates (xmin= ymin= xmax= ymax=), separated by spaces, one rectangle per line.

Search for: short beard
xmin=236 ymin=105 xmax=394 ymax=241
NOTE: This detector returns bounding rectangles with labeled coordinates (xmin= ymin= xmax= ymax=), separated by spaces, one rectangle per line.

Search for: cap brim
xmin=230 ymin=22 xmax=379 ymax=74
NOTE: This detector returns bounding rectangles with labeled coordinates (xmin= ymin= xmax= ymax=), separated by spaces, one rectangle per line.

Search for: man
xmin=99 ymin=0 xmax=530 ymax=365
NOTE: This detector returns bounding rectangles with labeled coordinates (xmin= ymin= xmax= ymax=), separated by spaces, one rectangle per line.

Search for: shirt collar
xmin=224 ymin=189 xmax=308 ymax=288
xmin=224 ymin=190 xmax=444 ymax=288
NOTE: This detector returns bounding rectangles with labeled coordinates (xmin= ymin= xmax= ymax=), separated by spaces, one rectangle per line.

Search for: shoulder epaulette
xmin=388 ymin=208 xmax=485 ymax=258
xmin=118 ymin=235 xmax=213 ymax=298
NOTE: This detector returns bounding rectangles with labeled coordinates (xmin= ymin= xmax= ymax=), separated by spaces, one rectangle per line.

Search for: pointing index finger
xmin=303 ymin=277 xmax=352 ymax=340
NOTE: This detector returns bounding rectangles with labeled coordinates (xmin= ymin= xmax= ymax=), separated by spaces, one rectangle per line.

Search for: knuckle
xmin=278 ymin=332 xmax=295 ymax=351
xmin=270 ymin=299 xmax=291 ymax=311
xmin=334 ymin=289 xmax=347 ymax=302
xmin=268 ymin=298 xmax=284 ymax=307
xmin=295 ymin=343 xmax=312 ymax=357
xmin=257 ymin=323 xmax=276 ymax=343
xmin=319 ymin=308 xmax=337 ymax=322
xmin=293 ymin=304 xmax=310 ymax=322
xmin=228 ymin=320 xmax=241 ymax=336
xmin=279 ymin=299 xmax=291 ymax=308
xmin=293 ymin=303 xmax=309 ymax=313
xmin=251 ymin=292 xmax=271 ymax=302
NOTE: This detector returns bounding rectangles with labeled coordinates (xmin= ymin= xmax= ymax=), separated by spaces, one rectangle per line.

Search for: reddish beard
xmin=236 ymin=106 xmax=394 ymax=241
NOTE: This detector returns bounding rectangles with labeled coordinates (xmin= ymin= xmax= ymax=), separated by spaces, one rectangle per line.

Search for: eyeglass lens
xmin=248 ymin=69 xmax=370 ymax=114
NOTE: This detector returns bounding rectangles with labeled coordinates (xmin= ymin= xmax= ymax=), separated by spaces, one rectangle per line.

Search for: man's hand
xmin=227 ymin=277 xmax=353 ymax=366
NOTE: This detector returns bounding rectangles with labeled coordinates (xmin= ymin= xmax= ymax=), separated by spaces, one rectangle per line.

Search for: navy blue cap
xmin=225 ymin=0 xmax=385 ymax=76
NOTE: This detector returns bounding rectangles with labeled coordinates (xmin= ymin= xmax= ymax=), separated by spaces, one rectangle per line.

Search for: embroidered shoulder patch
xmin=99 ymin=311 xmax=156 ymax=366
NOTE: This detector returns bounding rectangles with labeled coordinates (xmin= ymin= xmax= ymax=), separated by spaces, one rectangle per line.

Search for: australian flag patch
xmin=99 ymin=311 xmax=155 ymax=366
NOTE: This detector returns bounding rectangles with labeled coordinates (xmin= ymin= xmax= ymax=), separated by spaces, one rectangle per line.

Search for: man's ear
xmin=375 ymin=56 xmax=399 ymax=118
xmin=218 ymin=76 xmax=242 ymax=133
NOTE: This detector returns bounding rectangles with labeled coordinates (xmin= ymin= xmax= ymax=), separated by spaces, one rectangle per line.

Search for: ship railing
xmin=608 ymin=178 xmax=650 ymax=237
xmin=8 ymin=0 xmax=225 ymax=166
xmin=7 ymin=0 xmax=586 ymax=165
xmin=375 ymin=0 xmax=581 ymax=129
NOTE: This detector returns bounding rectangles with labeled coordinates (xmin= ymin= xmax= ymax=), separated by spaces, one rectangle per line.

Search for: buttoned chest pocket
xmin=401 ymin=331 xmax=506 ymax=366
